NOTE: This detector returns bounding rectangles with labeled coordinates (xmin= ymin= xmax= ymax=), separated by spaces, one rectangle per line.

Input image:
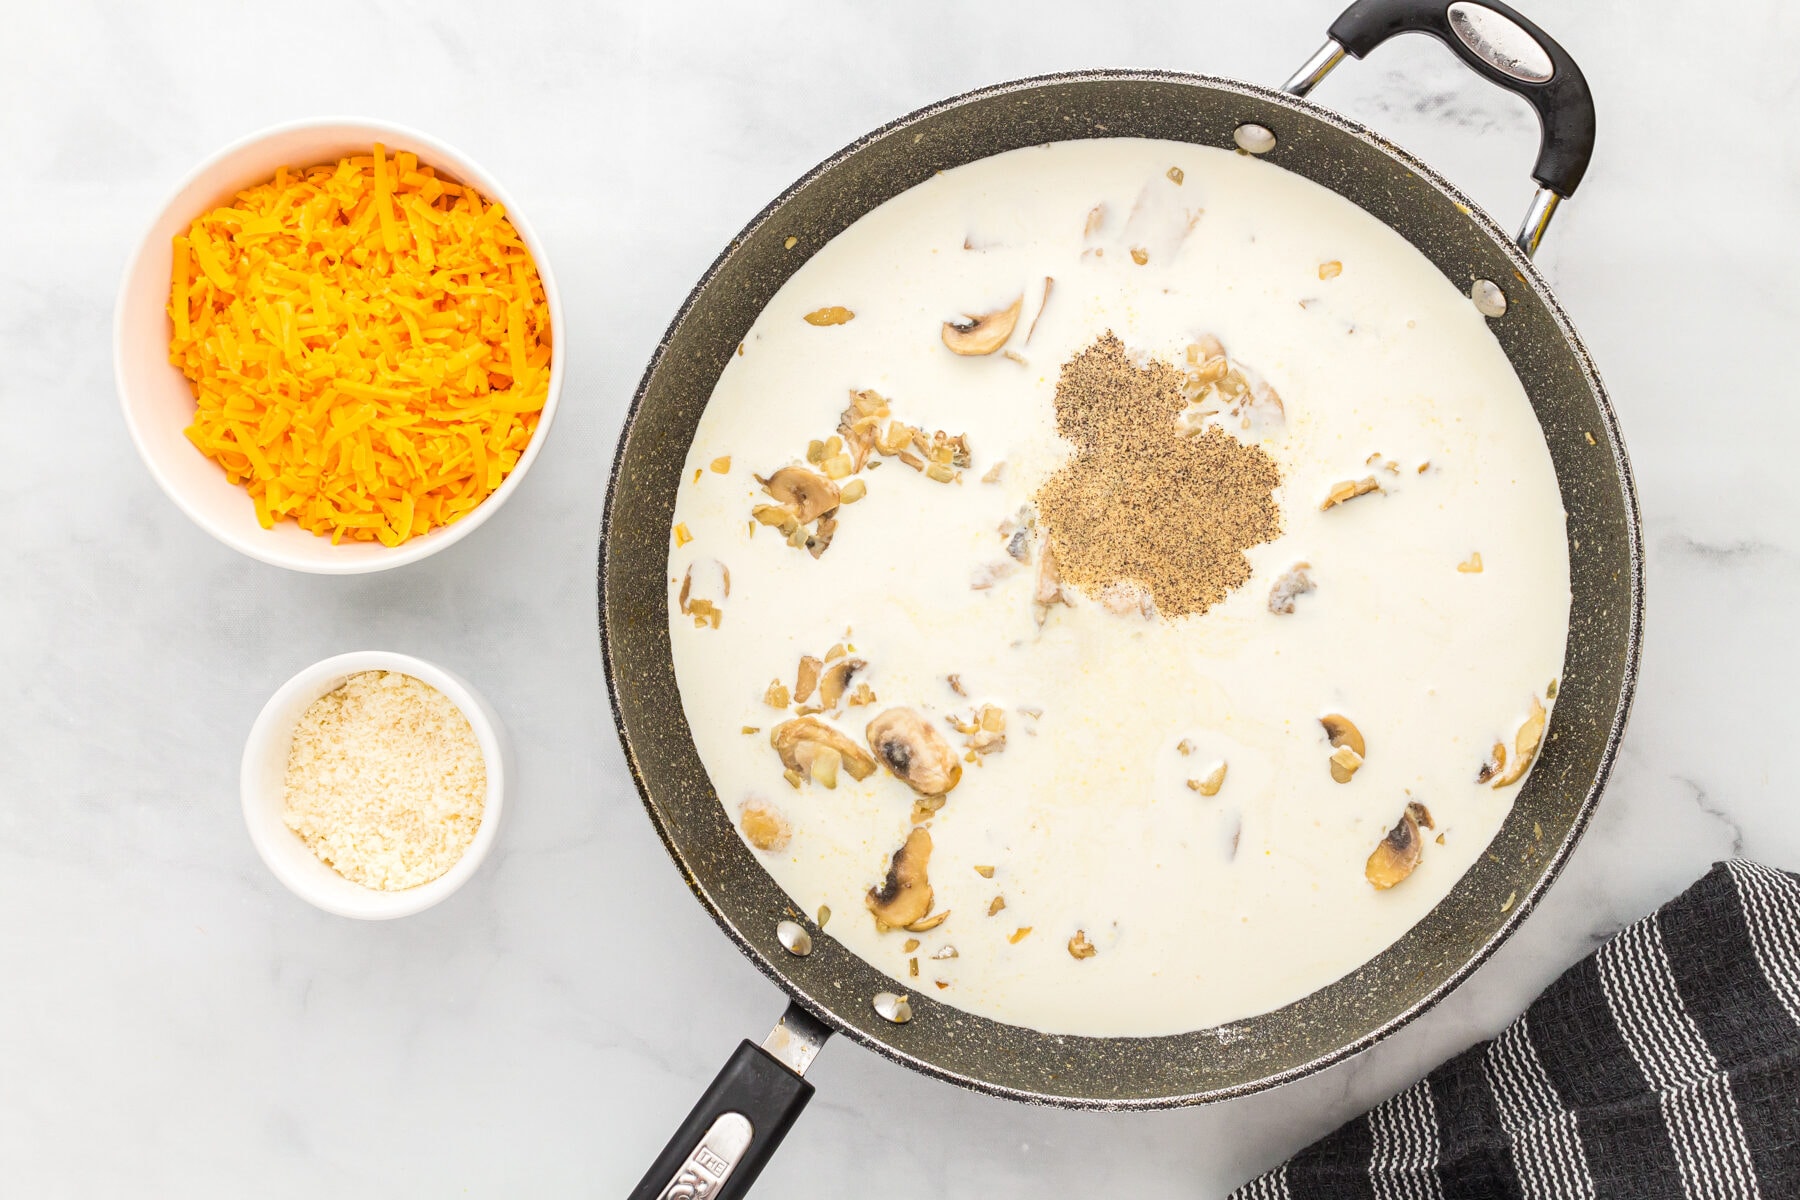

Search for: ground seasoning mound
xmin=1034 ymin=333 xmax=1281 ymax=618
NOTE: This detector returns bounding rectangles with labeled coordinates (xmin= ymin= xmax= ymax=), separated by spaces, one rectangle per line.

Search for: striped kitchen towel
xmin=1233 ymin=860 xmax=1800 ymax=1199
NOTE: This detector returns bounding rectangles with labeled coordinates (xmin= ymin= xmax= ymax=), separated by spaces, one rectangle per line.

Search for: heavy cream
xmin=665 ymin=138 xmax=1569 ymax=1037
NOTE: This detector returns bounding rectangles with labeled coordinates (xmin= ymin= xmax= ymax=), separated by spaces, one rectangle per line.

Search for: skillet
xmin=602 ymin=2 xmax=1642 ymax=1193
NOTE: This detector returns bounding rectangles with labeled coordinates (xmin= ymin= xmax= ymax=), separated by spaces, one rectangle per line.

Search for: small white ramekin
xmin=241 ymin=651 xmax=507 ymax=919
xmin=115 ymin=117 xmax=564 ymax=573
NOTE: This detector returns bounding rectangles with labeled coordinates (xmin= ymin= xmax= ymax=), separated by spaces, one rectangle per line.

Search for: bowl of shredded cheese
xmin=242 ymin=651 xmax=506 ymax=918
xmin=116 ymin=118 xmax=563 ymax=572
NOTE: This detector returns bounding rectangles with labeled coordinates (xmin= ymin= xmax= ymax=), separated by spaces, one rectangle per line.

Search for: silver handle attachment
xmin=1281 ymin=34 xmax=1562 ymax=259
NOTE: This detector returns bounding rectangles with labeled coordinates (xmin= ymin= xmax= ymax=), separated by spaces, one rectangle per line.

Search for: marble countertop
xmin=6 ymin=1 xmax=1797 ymax=1194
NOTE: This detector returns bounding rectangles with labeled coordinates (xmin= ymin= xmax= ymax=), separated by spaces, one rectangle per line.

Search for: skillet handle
xmin=627 ymin=1004 xmax=829 ymax=1200
xmin=1284 ymin=0 xmax=1596 ymax=255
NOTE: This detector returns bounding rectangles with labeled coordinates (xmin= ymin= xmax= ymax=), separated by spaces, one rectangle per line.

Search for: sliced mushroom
xmin=806 ymin=516 xmax=837 ymax=559
xmin=865 ymin=707 xmax=962 ymax=796
xmin=763 ymin=467 xmax=840 ymax=523
xmin=818 ymin=657 xmax=865 ymax=710
xmin=1322 ymin=714 xmax=1366 ymax=779
xmin=1476 ymin=740 xmax=1507 ymax=784
xmin=999 ymin=505 xmax=1037 ymax=564
xmin=794 ymin=656 xmax=822 ymax=704
xmin=1490 ymin=697 xmax=1547 ymax=788
xmin=942 ymin=296 xmax=1023 ymax=356
xmin=771 ymin=717 xmax=877 ymax=781
xmin=866 ymin=826 xmax=933 ymax=930
xmin=1320 ymin=714 xmax=1366 ymax=758
xmin=1268 ymin=564 xmax=1316 ymax=615
xmin=1366 ymin=808 xmax=1423 ymax=889
xmin=793 ymin=740 xmax=842 ymax=789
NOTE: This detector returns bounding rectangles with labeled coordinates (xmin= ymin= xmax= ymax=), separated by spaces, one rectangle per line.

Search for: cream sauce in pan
xmin=666 ymin=139 xmax=1568 ymax=1037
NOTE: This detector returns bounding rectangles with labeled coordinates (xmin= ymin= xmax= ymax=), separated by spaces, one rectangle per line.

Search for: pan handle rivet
xmin=1470 ymin=278 xmax=1508 ymax=318
xmin=1233 ymin=123 xmax=1277 ymax=155
xmin=776 ymin=919 xmax=814 ymax=957
xmin=873 ymin=991 xmax=913 ymax=1024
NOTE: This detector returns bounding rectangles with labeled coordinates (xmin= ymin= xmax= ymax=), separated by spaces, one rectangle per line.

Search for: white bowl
xmin=115 ymin=118 xmax=565 ymax=573
xmin=241 ymin=651 xmax=507 ymax=919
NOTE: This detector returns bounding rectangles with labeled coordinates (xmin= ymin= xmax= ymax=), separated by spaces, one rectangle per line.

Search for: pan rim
xmin=599 ymin=66 xmax=1645 ymax=1109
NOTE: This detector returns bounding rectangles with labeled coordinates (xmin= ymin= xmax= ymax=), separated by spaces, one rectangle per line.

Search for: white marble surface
xmin=4 ymin=1 xmax=1798 ymax=1194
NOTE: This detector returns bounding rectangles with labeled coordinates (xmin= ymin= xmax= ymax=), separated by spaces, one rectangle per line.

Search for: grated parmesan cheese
xmin=169 ymin=144 xmax=552 ymax=546
xmin=282 ymin=671 xmax=486 ymax=891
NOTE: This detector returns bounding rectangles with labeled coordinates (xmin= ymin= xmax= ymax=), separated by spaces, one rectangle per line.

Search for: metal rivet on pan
xmin=1233 ymin=123 xmax=1277 ymax=155
xmin=1471 ymin=278 xmax=1508 ymax=317
xmin=776 ymin=919 xmax=813 ymax=957
xmin=873 ymin=991 xmax=913 ymax=1024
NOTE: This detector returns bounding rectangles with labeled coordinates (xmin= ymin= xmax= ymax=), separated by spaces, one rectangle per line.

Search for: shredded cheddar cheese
xmin=168 ymin=145 xmax=551 ymax=546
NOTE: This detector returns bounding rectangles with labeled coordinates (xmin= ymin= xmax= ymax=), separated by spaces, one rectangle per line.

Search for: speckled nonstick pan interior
xmin=604 ymin=2 xmax=1642 ymax=1193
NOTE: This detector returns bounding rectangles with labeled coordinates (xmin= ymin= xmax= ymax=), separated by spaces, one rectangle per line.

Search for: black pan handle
xmin=1284 ymin=0 xmax=1596 ymax=254
xmin=627 ymin=1003 xmax=829 ymax=1200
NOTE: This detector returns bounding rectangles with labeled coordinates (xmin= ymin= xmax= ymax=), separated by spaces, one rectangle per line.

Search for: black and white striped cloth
xmin=1232 ymin=860 xmax=1800 ymax=1199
